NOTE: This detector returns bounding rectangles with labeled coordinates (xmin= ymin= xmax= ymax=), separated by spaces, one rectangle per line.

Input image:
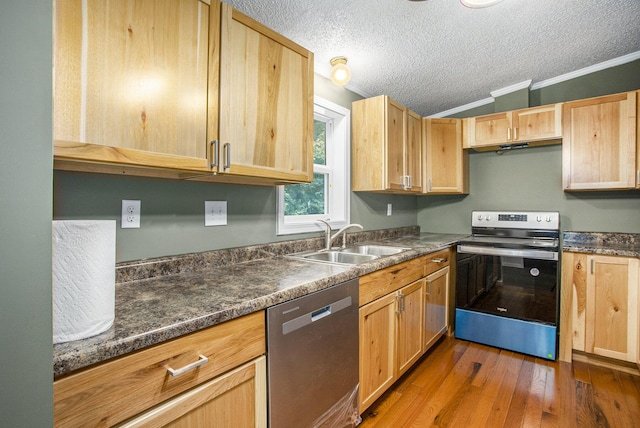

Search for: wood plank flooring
xmin=358 ymin=337 xmax=640 ymax=428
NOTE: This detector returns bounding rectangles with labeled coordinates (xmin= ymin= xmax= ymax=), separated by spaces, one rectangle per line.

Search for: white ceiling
xmin=225 ymin=0 xmax=640 ymax=117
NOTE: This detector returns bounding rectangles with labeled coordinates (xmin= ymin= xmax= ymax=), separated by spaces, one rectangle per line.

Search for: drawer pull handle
xmin=167 ymin=355 xmax=209 ymax=377
xmin=431 ymin=258 xmax=446 ymax=263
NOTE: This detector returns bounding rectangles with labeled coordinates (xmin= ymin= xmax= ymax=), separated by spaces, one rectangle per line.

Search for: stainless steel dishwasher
xmin=267 ymin=278 xmax=359 ymax=428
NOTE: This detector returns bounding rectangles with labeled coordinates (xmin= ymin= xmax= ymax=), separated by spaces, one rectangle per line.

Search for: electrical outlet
xmin=121 ymin=200 xmax=141 ymax=228
xmin=205 ymin=201 xmax=227 ymax=226
xmin=387 ymin=203 xmax=393 ymax=216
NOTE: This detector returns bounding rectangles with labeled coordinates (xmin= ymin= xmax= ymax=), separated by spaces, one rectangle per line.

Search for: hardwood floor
xmin=358 ymin=337 xmax=640 ymax=427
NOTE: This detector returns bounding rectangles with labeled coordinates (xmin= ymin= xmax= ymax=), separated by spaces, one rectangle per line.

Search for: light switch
xmin=205 ymin=201 xmax=227 ymax=226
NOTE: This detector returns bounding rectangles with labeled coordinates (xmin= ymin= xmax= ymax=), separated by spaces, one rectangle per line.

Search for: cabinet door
xmin=359 ymin=293 xmax=397 ymax=411
xmin=218 ymin=4 xmax=313 ymax=182
xmin=386 ymin=98 xmax=407 ymax=191
xmin=466 ymin=112 xmax=512 ymax=148
xmin=586 ymin=255 xmax=639 ymax=363
xmin=424 ymin=266 xmax=450 ymax=352
xmin=54 ymin=0 xmax=211 ymax=173
xmin=423 ymin=118 xmax=468 ymax=194
xmin=396 ymin=279 xmax=424 ymax=376
xmin=562 ymin=91 xmax=637 ymax=190
xmin=637 ymin=90 xmax=640 ymax=189
xmin=117 ymin=356 xmax=266 ymax=428
xmin=54 ymin=311 xmax=265 ymax=427
xmin=512 ymin=104 xmax=562 ymax=142
xmin=405 ymin=110 xmax=423 ymax=192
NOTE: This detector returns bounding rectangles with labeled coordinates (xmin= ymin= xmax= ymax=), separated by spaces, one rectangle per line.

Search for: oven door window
xmin=456 ymin=254 xmax=557 ymax=325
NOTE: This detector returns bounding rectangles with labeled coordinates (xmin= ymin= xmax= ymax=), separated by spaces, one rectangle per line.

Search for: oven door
xmin=456 ymin=244 xmax=558 ymax=325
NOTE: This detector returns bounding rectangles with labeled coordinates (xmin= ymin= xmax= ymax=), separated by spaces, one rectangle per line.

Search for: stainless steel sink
xmin=286 ymin=244 xmax=410 ymax=265
xmin=289 ymin=250 xmax=378 ymax=265
xmin=341 ymin=245 xmax=410 ymax=257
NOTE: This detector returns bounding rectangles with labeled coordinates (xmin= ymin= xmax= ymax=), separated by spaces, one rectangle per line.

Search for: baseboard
xmin=572 ymin=351 xmax=640 ymax=376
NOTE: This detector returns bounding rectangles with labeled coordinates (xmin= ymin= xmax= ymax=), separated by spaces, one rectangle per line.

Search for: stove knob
xmin=546 ymin=216 xmax=552 ymax=222
xmin=485 ymin=215 xmax=491 ymax=221
xmin=536 ymin=216 xmax=542 ymax=222
xmin=477 ymin=215 xmax=483 ymax=221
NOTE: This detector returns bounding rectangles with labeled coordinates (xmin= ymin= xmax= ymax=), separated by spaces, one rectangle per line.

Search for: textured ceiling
xmin=225 ymin=0 xmax=640 ymax=116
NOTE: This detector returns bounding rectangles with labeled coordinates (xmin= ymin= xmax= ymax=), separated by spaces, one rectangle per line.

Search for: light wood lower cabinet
xmin=54 ymin=311 xmax=266 ymax=427
xmin=117 ymin=356 xmax=266 ymax=428
xmin=424 ymin=266 xmax=450 ymax=352
xmin=359 ymin=249 xmax=450 ymax=412
xmin=560 ymin=252 xmax=639 ymax=364
xmin=359 ymin=292 xmax=397 ymax=411
xmin=396 ymin=279 xmax=425 ymax=376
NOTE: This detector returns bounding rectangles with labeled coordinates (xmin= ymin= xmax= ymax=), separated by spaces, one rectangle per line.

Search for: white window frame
xmin=276 ymin=96 xmax=351 ymax=235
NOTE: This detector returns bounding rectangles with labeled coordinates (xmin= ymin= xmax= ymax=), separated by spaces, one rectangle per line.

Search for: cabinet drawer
xmin=360 ymin=256 xmax=426 ymax=307
xmin=54 ymin=311 xmax=265 ymax=428
xmin=424 ymin=248 xmax=451 ymax=277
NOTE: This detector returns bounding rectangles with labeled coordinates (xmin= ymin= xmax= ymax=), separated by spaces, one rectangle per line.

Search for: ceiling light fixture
xmin=460 ymin=0 xmax=504 ymax=8
xmin=329 ymin=56 xmax=351 ymax=86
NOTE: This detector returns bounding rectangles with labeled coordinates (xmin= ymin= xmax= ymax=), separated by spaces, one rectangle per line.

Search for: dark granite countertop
xmin=53 ymin=228 xmax=467 ymax=377
xmin=563 ymin=232 xmax=640 ymax=258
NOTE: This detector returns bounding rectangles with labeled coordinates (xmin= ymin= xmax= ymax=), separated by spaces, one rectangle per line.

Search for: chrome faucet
xmin=316 ymin=220 xmax=363 ymax=250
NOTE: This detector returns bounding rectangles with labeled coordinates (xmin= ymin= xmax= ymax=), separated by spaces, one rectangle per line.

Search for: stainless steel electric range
xmin=455 ymin=210 xmax=560 ymax=360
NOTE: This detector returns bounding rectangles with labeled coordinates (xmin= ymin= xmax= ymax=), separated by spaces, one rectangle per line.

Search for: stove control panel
xmin=472 ymin=211 xmax=560 ymax=230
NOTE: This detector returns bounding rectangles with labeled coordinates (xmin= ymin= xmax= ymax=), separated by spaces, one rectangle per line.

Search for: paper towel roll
xmin=53 ymin=220 xmax=116 ymax=344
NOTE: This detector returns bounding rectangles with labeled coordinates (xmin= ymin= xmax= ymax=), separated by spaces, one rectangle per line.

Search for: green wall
xmin=54 ymin=75 xmax=418 ymax=262
xmin=531 ymin=59 xmax=640 ymax=106
xmin=418 ymin=60 xmax=640 ymax=235
xmin=417 ymin=144 xmax=640 ymax=234
xmin=1 ymin=1 xmax=54 ymax=426
xmin=54 ymin=60 xmax=640 ymax=262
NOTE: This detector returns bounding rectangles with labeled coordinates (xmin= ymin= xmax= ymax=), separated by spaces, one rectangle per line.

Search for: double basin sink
xmin=287 ymin=244 xmax=411 ymax=266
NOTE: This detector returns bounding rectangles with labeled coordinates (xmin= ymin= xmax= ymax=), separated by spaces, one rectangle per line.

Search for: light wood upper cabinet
xmin=54 ymin=0 xmax=313 ymax=184
xmin=54 ymin=0 xmax=212 ymax=174
xmin=423 ymin=118 xmax=468 ymax=194
xmin=466 ymin=111 xmax=512 ymax=149
xmin=562 ymin=91 xmax=637 ymax=191
xmin=560 ymin=252 xmax=639 ymax=364
xmin=214 ymin=3 xmax=313 ymax=183
xmin=352 ymin=95 xmax=422 ymax=193
xmin=465 ymin=104 xmax=562 ymax=150
xmin=637 ymin=90 xmax=640 ymax=189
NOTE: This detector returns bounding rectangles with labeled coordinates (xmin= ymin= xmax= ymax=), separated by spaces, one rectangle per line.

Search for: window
xmin=277 ymin=96 xmax=350 ymax=235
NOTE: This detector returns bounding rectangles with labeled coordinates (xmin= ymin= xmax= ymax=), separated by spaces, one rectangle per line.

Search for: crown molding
xmin=530 ymin=50 xmax=640 ymax=90
xmin=490 ymin=80 xmax=532 ymax=98
xmin=427 ymin=97 xmax=495 ymax=118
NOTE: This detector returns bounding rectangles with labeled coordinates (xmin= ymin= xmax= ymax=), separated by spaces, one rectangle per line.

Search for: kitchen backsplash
xmin=116 ymin=226 xmax=420 ymax=283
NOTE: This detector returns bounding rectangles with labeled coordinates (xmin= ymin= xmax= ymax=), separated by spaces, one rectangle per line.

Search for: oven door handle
xmin=457 ymin=244 xmax=558 ymax=261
